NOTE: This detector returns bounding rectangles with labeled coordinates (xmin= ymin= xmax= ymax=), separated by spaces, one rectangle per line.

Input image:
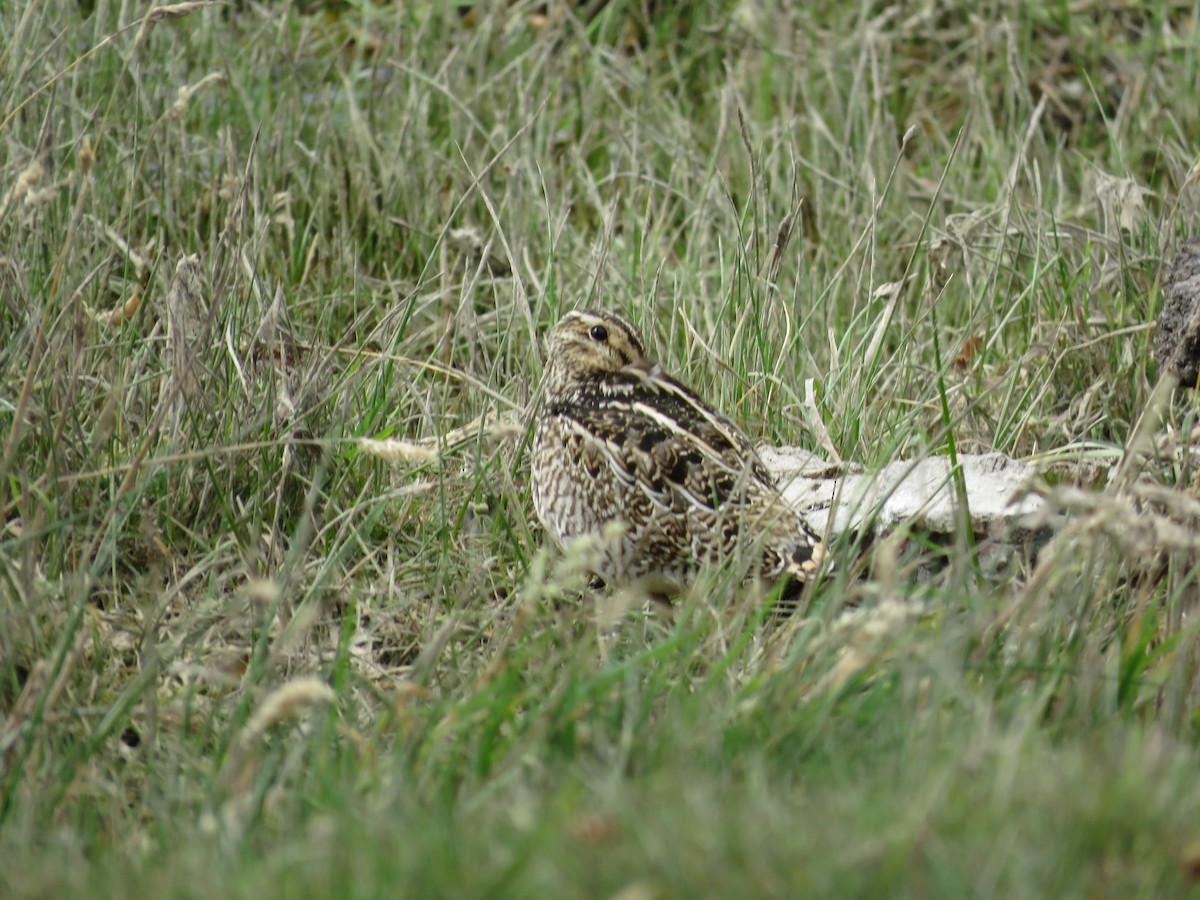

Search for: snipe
xmin=531 ymin=309 xmax=826 ymax=598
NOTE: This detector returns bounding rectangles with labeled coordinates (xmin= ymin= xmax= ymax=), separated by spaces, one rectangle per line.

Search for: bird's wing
xmin=614 ymin=366 xmax=775 ymax=486
xmin=547 ymin=368 xmax=775 ymax=517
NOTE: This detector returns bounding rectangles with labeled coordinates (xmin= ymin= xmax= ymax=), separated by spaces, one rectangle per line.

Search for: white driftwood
xmin=758 ymin=447 xmax=1047 ymax=539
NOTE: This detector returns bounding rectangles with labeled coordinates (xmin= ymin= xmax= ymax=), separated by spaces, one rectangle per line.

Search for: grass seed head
xmin=242 ymin=676 xmax=336 ymax=743
xmin=2 ymin=158 xmax=45 ymax=218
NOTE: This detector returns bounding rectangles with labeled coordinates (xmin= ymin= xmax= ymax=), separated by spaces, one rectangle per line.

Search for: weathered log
xmin=760 ymin=447 xmax=1046 ymax=539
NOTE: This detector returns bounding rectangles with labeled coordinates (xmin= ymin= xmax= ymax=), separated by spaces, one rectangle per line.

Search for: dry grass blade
xmin=765 ymin=208 xmax=795 ymax=287
xmin=160 ymin=254 xmax=210 ymax=421
xmin=132 ymin=2 xmax=219 ymax=55
xmin=1034 ymin=479 xmax=1200 ymax=564
xmin=358 ymin=410 xmax=524 ymax=464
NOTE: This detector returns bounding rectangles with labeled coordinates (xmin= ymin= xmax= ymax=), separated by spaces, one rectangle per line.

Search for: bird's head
xmin=543 ymin=309 xmax=651 ymax=395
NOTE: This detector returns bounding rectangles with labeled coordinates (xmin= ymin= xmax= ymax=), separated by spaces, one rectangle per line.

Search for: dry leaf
xmin=954 ymin=334 xmax=984 ymax=369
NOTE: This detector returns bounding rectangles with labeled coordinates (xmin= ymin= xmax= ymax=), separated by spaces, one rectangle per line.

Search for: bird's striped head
xmin=543 ymin=309 xmax=651 ymax=396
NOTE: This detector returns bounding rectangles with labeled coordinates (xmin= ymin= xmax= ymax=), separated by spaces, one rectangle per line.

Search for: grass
xmin=3 ymin=0 xmax=1200 ymax=895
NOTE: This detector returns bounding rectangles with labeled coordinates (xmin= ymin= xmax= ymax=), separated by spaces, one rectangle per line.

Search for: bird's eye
xmin=589 ymin=325 xmax=609 ymax=342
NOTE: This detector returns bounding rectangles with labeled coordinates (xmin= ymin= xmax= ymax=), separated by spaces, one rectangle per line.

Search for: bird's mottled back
xmin=532 ymin=309 xmax=826 ymax=597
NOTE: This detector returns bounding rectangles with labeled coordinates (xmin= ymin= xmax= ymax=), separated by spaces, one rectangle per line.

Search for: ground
xmin=2 ymin=1 xmax=1200 ymax=896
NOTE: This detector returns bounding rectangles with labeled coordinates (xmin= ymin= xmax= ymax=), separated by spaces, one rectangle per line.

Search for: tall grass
xmin=2 ymin=0 xmax=1200 ymax=895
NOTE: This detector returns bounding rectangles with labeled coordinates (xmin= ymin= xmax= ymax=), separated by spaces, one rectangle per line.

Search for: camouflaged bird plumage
xmin=531 ymin=309 xmax=827 ymax=595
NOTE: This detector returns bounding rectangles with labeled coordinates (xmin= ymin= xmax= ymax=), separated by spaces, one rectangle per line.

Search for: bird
xmin=531 ymin=308 xmax=827 ymax=600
